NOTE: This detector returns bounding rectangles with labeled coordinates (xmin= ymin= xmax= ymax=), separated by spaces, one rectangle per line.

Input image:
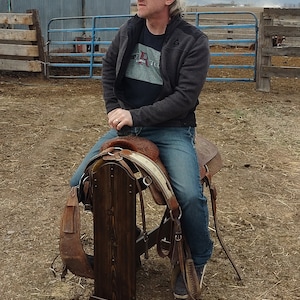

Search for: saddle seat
xmin=101 ymin=134 xmax=223 ymax=180
xmin=100 ymin=134 xmax=222 ymax=207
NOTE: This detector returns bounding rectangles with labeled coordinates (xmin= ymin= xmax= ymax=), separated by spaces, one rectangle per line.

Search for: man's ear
xmin=166 ymin=0 xmax=175 ymax=5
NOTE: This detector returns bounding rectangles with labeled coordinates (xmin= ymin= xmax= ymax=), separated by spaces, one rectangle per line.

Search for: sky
xmin=185 ymin=0 xmax=298 ymax=7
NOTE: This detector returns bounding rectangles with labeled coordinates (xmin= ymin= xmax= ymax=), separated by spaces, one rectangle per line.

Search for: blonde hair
xmin=169 ymin=0 xmax=186 ymax=17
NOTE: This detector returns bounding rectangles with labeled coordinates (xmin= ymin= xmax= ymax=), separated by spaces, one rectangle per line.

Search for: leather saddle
xmin=102 ymin=134 xmax=222 ymax=177
xmin=59 ymin=134 xmax=241 ymax=282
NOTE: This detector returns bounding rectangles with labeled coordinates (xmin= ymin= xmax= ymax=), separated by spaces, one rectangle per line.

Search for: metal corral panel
xmin=0 ymin=0 xmax=130 ymax=40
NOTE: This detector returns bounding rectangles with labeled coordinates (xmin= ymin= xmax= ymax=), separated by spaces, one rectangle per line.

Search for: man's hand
xmin=108 ymin=108 xmax=133 ymax=131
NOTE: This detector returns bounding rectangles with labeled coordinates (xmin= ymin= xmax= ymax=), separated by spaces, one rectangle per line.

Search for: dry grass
xmin=0 ymin=52 xmax=299 ymax=299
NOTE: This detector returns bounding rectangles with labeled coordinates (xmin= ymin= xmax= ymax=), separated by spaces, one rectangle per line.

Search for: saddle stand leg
xmin=90 ymin=161 xmax=137 ymax=300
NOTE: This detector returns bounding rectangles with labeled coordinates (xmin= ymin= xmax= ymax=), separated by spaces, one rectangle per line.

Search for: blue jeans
xmin=70 ymin=127 xmax=213 ymax=266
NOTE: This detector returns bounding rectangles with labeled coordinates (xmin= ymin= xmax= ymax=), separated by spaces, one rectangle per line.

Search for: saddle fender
xmin=59 ymin=187 xmax=94 ymax=279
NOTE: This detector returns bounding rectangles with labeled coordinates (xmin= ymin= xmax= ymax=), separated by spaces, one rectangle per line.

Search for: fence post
xmin=256 ymin=12 xmax=273 ymax=92
xmin=27 ymin=9 xmax=45 ymax=77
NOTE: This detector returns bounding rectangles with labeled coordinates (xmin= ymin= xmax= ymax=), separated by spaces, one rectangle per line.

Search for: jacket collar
xmin=129 ymin=14 xmax=182 ymax=37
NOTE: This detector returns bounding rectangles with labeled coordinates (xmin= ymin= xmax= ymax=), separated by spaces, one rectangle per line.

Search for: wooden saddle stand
xmin=59 ymin=135 xmax=242 ymax=300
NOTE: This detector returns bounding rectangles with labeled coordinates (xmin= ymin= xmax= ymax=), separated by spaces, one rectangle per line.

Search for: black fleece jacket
xmin=102 ymin=14 xmax=210 ymax=127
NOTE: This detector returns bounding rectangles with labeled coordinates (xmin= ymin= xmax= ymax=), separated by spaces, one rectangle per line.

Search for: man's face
xmin=136 ymin=0 xmax=174 ymax=19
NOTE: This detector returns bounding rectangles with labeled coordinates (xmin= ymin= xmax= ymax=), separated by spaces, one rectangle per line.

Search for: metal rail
xmin=46 ymin=12 xmax=258 ymax=82
xmin=46 ymin=15 xmax=131 ymax=79
xmin=187 ymin=11 xmax=258 ymax=82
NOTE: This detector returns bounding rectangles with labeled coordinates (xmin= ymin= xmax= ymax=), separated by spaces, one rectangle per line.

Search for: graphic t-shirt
xmin=124 ymin=26 xmax=165 ymax=108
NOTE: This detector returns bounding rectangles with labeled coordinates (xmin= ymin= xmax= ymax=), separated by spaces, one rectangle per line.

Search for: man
xmin=70 ymin=0 xmax=213 ymax=298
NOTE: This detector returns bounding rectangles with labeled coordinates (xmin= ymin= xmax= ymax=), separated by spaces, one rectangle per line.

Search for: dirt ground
xmin=1 ymin=51 xmax=299 ymax=300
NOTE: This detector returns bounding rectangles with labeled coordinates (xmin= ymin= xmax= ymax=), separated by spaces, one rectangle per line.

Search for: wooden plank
xmin=0 ymin=44 xmax=39 ymax=57
xmin=262 ymin=66 xmax=300 ymax=78
xmin=0 ymin=58 xmax=42 ymax=72
xmin=0 ymin=29 xmax=37 ymax=41
xmin=264 ymin=25 xmax=300 ymax=37
xmin=92 ymin=162 xmax=136 ymax=300
xmin=264 ymin=8 xmax=300 ymax=19
xmin=263 ymin=47 xmax=300 ymax=57
xmin=0 ymin=13 xmax=33 ymax=26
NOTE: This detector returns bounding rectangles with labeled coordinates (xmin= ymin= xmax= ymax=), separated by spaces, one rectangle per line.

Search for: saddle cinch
xmin=59 ymin=135 xmax=242 ymax=299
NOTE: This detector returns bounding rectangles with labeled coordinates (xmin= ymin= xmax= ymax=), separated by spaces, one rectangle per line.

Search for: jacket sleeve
xmin=130 ymin=33 xmax=210 ymax=127
xmin=102 ymin=30 xmax=122 ymax=113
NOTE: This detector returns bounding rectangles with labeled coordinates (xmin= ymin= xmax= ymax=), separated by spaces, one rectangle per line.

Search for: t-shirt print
xmin=125 ymin=43 xmax=163 ymax=86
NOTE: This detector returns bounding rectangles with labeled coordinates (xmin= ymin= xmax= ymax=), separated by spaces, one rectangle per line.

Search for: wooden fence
xmin=256 ymin=8 xmax=300 ymax=92
xmin=0 ymin=9 xmax=44 ymax=73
